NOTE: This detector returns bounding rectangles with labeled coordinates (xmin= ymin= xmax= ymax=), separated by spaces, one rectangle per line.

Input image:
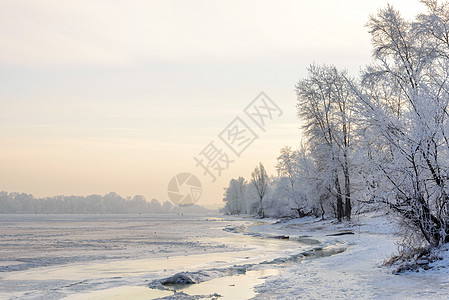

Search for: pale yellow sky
xmin=0 ymin=0 xmax=424 ymax=207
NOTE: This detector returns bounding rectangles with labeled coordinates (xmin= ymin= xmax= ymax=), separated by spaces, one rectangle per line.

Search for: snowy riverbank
xmin=249 ymin=212 xmax=449 ymax=299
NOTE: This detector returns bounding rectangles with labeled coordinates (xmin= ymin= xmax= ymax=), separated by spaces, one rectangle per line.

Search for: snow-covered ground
xmin=251 ymin=213 xmax=449 ymax=299
xmin=1 ymin=213 xmax=449 ymax=299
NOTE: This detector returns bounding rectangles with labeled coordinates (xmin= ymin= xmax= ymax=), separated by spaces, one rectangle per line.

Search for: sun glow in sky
xmin=0 ymin=0 xmax=424 ymax=207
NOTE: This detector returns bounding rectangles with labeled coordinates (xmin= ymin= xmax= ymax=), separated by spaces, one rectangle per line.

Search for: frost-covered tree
xmin=244 ymin=182 xmax=261 ymax=215
xmin=275 ymin=146 xmax=310 ymax=217
xmin=295 ymin=142 xmax=333 ymax=219
xmin=276 ymin=146 xmax=298 ymax=188
xmin=353 ymin=1 xmax=449 ymax=246
xmin=264 ymin=176 xmax=297 ymax=218
xmin=161 ymin=200 xmax=173 ymax=213
xmin=251 ymin=162 xmax=269 ymax=217
xmin=0 ymin=191 xmax=177 ymax=214
xmin=296 ymin=64 xmax=355 ymax=221
xmin=149 ymin=198 xmax=162 ymax=213
xmin=222 ymin=177 xmax=247 ymax=215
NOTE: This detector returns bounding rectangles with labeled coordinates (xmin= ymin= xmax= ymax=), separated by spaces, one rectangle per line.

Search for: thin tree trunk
xmin=344 ymin=157 xmax=351 ymax=220
xmin=320 ymin=202 xmax=325 ymax=220
xmin=335 ymin=175 xmax=344 ymax=222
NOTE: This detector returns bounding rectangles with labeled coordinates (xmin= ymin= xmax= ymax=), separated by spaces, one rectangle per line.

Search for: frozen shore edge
xmin=246 ymin=212 xmax=449 ymax=299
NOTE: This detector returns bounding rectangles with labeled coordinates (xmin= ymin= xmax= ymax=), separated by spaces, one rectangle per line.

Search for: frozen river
xmin=0 ymin=214 xmax=316 ymax=299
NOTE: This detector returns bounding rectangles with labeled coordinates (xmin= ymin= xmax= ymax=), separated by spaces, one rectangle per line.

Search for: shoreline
xmin=1 ymin=213 xmax=449 ymax=299
xmin=248 ymin=212 xmax=449 ymax=299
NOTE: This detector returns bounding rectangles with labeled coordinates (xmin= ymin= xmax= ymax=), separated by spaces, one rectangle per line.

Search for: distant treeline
xmin=0 ymin=191 xmax=210 ymax=214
